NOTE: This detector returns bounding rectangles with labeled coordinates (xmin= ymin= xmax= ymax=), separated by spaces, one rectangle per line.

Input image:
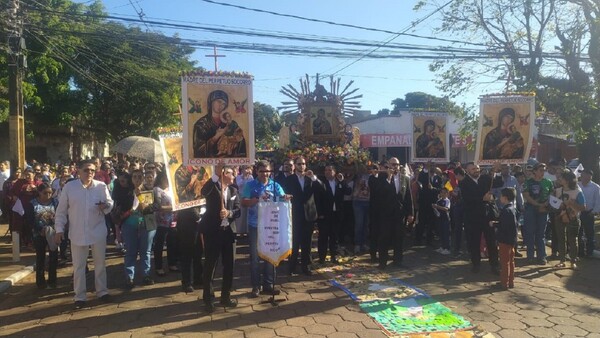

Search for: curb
xmin=0 ymin=264 xmax=35 ymax=294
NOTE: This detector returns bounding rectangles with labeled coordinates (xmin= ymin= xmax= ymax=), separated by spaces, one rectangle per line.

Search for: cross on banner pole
xmin=205 ymin=46 xmax=225 ymax=71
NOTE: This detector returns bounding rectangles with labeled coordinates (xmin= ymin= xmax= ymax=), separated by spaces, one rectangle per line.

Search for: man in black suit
xmin=200 ymin=165 xmax=241 ymax=313
xmin=314 ymin=164 xmax=351 ymax=264
xmin=368 ymin=164 xmax=381 ymax=262
xmin=376 ymin=157 xmax=414 ymax=269
xmin=275 ymin=159 xmax=294 ymax=187
xmin=284 ymin=156 xmax=318 ymax=276
xmin=459 ymin=162 xmax=500 ymax=274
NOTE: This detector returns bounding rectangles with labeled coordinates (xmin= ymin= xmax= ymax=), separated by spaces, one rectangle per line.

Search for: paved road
xmin=1 ymin=221 xmax=600 ymax=337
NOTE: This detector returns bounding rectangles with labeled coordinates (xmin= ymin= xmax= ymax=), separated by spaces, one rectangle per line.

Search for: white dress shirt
xmin=0 ymin=169 xmax=10 ymax=191
xmin=55 ymin=179 xmax=114 ymax=246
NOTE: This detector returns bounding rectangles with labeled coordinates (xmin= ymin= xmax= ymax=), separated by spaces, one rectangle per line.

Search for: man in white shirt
xmin=578 ymin=169 xmax=600 ymax=257
xmin=55 ymin=160 xmax=114 ymax=309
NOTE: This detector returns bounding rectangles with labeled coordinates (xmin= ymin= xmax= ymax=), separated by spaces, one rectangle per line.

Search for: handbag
xmin=110 ymin=205 xmax=131 ymax=226
xmin=303 ymin=195 xmax=318 ymax=222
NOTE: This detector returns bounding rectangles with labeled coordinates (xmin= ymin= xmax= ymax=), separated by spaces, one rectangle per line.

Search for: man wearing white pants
xmin=55 ymin=159 xmax=113 ymax=309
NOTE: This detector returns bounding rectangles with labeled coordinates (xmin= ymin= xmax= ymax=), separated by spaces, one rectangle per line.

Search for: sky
xmin=75 ymin=0 xmax=504 ymax=114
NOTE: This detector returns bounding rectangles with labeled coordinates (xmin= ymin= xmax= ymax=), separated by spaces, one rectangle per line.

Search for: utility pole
xmin=7 ymin=0 xmax=26 ymax=262
xmin=7 ymin=0 xmax=26 ymax=171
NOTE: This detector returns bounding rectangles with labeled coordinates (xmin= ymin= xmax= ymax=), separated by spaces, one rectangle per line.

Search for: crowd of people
xmin=0 ymin=155 xmax=598 ymax=310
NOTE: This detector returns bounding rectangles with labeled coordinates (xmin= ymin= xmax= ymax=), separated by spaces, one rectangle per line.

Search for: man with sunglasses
xmin=54 ymin=160 xmax=114 ymax=309
xmin=284 ymin=156 xmax=319 ymax=276
xmin=376 ymin=158 xmax=414 ymax=269
xmin=241 ymin=160 xmax=291 ymax=298
xmin=200 ymin=165 xmax=241 ymax=313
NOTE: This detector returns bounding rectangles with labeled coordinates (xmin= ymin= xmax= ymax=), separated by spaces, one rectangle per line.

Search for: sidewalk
xmin=1 ymin=223 xmax=600 ymax=337
xmin=0 ymin=223 xmax=36 ymax=293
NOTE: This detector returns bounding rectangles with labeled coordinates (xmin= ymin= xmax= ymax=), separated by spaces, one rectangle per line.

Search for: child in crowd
xmin=432 ymin=188 xmax=451 ymax=255
xmin=493 ymin=187 xmax=518 ymax=290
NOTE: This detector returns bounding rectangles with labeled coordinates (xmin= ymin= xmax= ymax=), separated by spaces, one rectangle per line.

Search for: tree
xmin=377 ymin=108 xmax=390 ymax=116
xmin=253 ymin=102 xmax=282 ymax=149
xmin=1 ymin=0 xmax=195 ymax=143
xmin=419 ymin=0 xmax=600 ymax=178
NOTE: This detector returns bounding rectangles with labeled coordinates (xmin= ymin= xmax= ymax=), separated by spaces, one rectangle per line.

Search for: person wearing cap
xmin=578 ymin=168 xmax=600 ymax=257
xmin=522 ymin=163 xmax=553 ymax=265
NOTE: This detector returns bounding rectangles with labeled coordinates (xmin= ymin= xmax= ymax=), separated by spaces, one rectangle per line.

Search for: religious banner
xmin=181 ymin=71 xmax=255 ymax=166
xmin=475 ymin=95 xmax=535 ymax=165
xmin=159 ymin=133 xmax=212 ymax=211
xmin=360 ymin=133 xmax=412 ymax=148
xmin=257 ymin=201 xmax=292 ymax=267
xmin=410 ymin=112 xmax=449 ymax=163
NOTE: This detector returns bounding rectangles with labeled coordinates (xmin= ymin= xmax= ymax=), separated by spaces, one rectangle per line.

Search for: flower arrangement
xmin=480 ymin=91 xmax=536 ymax=97
xmin=180 ymin=70 xmax=254 ymax=79
xmin=272 ymin=142 xmax=372 ymax=172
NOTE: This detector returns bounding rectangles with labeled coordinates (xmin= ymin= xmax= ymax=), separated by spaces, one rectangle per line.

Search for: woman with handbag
xmin=553 ymin=170 xmax=586 ymax=269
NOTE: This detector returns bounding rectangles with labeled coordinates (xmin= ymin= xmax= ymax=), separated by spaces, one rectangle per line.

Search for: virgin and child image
xmin=192 ymin=89 xmax=247 ymax=158
xmin=312 ymin=108 xmax=332 ymax=135
xmin=482 ymin=107 xmax=525 ymax=160
xmin=415 ymin=119 xmax=445 ymax=158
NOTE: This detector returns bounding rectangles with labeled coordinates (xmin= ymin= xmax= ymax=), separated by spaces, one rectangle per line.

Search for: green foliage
xmin=377 ymin=108 xmax=390 ymax=116
xmin=254 ymin=102 xmax=282 ymax=150
xmin=2 ymin=0 xmax=195 ymax=141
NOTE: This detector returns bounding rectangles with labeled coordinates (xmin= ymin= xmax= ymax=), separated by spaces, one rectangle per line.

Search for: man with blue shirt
xmin=241 ymin=160 xmax=291 ymax=298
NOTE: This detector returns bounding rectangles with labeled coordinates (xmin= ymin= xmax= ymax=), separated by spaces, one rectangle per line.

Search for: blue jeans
xmin=122 ymin=215 xmax=157 ymax=280
xmin=353 ymin=201 xmax=369 ymax=247
xmin=249 ymin=226 xmax=274 ymax=289
xmin=524 ymin=205 xmax=548 ymax=260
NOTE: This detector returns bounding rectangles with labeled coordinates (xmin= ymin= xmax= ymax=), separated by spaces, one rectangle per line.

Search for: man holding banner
xmin=241 ymin=160 xmax=291 ymax=298
xmin=199 ymin=165 xmax=241 ymax=313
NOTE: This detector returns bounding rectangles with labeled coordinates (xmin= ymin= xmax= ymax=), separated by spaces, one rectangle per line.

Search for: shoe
xmin=182 ymin=285 xmax=194 ymax=293
xmin=471 ymin=265 xmax=480 ymax=273
xmin=318 ymin=258 xmax=325 ymax=264
xmin=220 ymin=298 xmax=238 ymax=308
xmin=555 ymin=261 xmax=566 ymax=268
xmin=47 ymin=282 xmax=57 ymax=289
xmin=508 ymin=284 xmax=514 ymax=289
xmin=74 ymin=301 xmax=86 ymax=309
xmin=377 ymin=264 xmax=387 ymax=271
xmin=205 ymin=301 xmax=215 ymax=313
xmin=514 ymin=251 xmax=523 ymax=258
xmin=125 ymin=279 xmax=135 ymax=290
xmin=100 ymin=294 xmax=111 ymax=303
xmin=302 ymin=267 xmax=313 ymax=276
xmin=571 ymin=262 xmax=578 ymax=270
xmin=169 ymin=266 xmax=180 ymax=272
xmin=491 ymin=283 xmax=508 ymax=291
xmin=155 ymin=269 xmax=166 ymax=277
xmin=261 ymin=287 xmax=281 ymax=296
xmin=440 ymin=249 xmax=451 ymax=255
xmin=143 ymin=276 xmax=155 ymax=285
xmin=37 ymin=283 xmax=47 ymax=290
xmin=538 ymin=258 xmax=548 ymax=266
xmin=249 ymin=287 xmax=260 ymax=298
xmin=330 ymin=257 xmax=339 ymax=264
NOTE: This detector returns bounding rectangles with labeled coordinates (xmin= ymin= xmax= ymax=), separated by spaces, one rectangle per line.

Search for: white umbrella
xmin=113 ymin=136 xmax=164 ymax=163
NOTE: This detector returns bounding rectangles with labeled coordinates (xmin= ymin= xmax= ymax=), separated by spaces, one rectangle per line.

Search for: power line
xmin=328 ymin=0 xmax=456 ymax=76
xmin=198 ymin=0 xmax=490 ymax=48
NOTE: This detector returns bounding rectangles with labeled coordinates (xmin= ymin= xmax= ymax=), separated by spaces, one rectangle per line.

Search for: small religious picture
xmin=310 ymin=106 xmax=334 ymax=136
xmin=137 ymin=191 xmax=154 ymax=206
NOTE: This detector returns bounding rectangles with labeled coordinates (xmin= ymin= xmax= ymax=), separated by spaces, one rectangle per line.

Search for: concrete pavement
xmin=1 ymin=220 xmax=600 ymax=337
